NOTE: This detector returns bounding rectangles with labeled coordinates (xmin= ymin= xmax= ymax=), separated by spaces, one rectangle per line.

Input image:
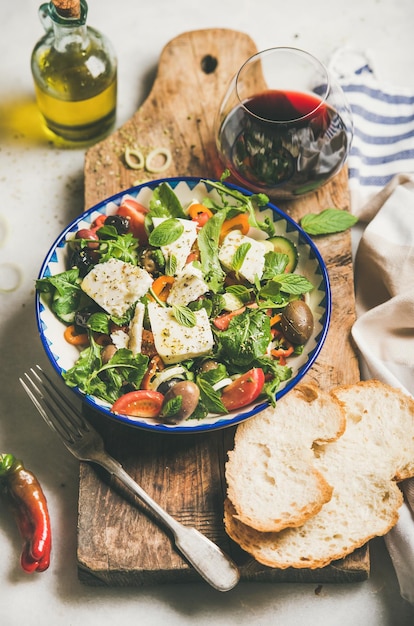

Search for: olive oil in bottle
xmin=31 ymin=0 xmax=117 ymax=144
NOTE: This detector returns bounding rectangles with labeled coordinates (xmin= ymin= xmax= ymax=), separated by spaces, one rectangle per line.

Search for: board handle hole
xmin=201 ymin=54 xmax=218 ymax=74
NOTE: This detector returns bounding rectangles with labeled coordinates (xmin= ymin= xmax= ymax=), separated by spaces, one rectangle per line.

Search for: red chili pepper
xmin=0 ymin=454 xmax=51 ymax=573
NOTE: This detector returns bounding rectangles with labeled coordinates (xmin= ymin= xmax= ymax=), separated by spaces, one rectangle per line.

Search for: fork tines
xmin=20 ymin=365 xmax=86 ymax=444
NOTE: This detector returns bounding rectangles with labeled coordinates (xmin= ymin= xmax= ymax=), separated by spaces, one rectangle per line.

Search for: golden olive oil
xmin=31 ymin=1 xmax=117 ymax=144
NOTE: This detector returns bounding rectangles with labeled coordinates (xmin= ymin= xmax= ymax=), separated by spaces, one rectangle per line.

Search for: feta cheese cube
xmin=166 ymin=265 xmax=209 ymax=307
xmin=218 ymin=231 xmax=267 ymax=284
xmin=147 ymin=302 xmax=214 ymax=364
xmin=128 ymin=302 xmax=145 ymax=355
xmin=152 ymin=217 xmax=198 ymax=274
xmin=81 ymin=258 xmax=152 ymax=317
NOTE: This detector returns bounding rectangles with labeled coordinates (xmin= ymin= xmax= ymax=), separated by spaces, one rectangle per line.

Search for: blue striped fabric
xmin=331 ymin=52 xmax=414 ymax=203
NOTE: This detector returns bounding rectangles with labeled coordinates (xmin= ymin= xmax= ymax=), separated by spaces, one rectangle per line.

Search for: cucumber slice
xmin=268 ymin=236 xmax=298 ymax=272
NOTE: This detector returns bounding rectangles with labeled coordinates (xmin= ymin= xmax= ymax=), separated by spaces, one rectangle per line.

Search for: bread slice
xmin=224 ymin=380 xmax=414 ymax=569
xmin=225 ymin=383 xmax=346 ymax=532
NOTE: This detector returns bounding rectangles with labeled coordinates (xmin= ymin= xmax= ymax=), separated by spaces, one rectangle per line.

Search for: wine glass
xmin=215 ymin=47 xmax=353 ymax=200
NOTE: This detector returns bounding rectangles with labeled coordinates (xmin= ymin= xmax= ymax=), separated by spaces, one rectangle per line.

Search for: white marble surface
xmin=1 ymin=0 xmax=414 ymax=623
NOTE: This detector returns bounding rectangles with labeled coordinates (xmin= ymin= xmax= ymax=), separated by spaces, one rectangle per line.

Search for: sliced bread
xmin=224 ymin=380 xmax=414 ymax=569
xmin=225 ymin=383 xmax=346 ymax=532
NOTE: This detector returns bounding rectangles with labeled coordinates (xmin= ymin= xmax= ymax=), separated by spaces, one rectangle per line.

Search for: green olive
xmin=280 ymin=300 xmax=314 ymax=345
xmin=162 ymin=381 xmax=200 ymax=423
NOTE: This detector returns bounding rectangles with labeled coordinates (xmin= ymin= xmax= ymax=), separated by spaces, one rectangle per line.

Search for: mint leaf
xmin=301 ymin=208 xmax=358 ymax=235
xmin=149 ymin=218 xmax=184 ymax=246
xmin=172 ymin=305 xmax=197 ymax=327
xmin=272 ymin=273 xmax=314 ymax=295
xmin=232 ymin=242 xmax=251 ymax=272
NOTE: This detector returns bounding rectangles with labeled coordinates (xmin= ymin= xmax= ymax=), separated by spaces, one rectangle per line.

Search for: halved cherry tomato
xmin=220 ymin=368 xmax=265 ymax=411
xmin=213 ymin=307 xmax=246 ymax=331
xmin=116 ymin=198 xmax=149 ymax=243
xmin=220 ymin=213 xmax=250 ymax=242
xmin=91 ymin=214 xmax=107 ymax=231
xmin=188 ymin=203 xmax=213 ymax=227
xmin=111 ymin=390 xmax=164 ymax=418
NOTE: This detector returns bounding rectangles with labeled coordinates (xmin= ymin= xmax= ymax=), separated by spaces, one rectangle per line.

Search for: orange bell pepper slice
xmin=188 ymin=203 xmax=213 ymax=227
xmin=63 ymin=324 xmax=89 ymax=346
xmin=220 ymin=213 xmax=250 ymax=242
xmin=150 ymin=275 xmax=175 ymax=302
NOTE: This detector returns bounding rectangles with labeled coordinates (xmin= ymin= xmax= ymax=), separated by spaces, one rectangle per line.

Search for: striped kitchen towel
xmin=329 ymin=47 xmax=414 ymax=216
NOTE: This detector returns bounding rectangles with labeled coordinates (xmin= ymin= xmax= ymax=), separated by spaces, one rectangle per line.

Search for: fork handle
xmin=97 ymin=454 xmax=240 ymax=592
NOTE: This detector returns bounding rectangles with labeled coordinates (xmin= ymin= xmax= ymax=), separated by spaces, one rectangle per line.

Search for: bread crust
xmin=224 ymin=380 xmax=414 ymax=569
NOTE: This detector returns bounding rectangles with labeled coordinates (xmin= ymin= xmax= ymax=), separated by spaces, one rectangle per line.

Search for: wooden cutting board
xmin=78 ymin=29 xmax=365 ymax=586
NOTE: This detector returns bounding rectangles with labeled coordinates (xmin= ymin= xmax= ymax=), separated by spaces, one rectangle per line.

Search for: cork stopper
xmin=52 ymin=0 xmax=81 ymax=18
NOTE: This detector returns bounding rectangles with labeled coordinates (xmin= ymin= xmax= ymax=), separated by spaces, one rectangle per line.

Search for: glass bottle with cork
xmin=31 ymin=0 xmax=117 ymax=144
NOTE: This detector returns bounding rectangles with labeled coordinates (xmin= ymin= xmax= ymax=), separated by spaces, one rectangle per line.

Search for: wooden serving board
xmin=78 ymin=29 xmax=365 ymax=586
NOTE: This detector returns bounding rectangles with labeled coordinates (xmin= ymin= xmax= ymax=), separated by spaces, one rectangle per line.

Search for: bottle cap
xmin=52 ymin=0 xmax=81 ymax=18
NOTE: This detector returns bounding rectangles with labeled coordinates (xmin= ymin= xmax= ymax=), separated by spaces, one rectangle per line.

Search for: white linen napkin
xmin=331 ymin=48 xmax=414 ymax=604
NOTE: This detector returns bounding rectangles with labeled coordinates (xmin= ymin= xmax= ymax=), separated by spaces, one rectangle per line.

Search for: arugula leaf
xmin=36 ymin=268 xmax=84 ymax=323
xmin=301 ymin=208 xmax=358 ymax=235
xmin=63 ymin=344 xmax=149 ymax=403
xmin=86 ymin=312 xmax=110 ymax=334
xmin=197 ymin=210 xmax=226 ymax=291
xmin=216 ymin=309 xmax=272 ymax=369
xmin=90 ymin=226 xmax=139 ymax=264
xmin=149 ymin=218 xmax=184 ymax=246
xmin=202 ymin=176 xmax=275 ymax=237
xmin=254 ymin=356 xmax=292 ymax=406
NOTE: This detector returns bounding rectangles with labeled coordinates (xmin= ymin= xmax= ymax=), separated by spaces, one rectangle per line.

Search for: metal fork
xmin=20 ymin=365 xmax=240 ymax=592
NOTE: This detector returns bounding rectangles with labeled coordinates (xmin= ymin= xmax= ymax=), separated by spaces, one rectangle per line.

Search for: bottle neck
xmin=42 ymin=0 xmax=89 ymax=52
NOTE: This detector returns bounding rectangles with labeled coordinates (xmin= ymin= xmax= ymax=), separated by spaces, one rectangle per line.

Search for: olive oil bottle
xmin=31 ymin=0 xmax=117 ymax=144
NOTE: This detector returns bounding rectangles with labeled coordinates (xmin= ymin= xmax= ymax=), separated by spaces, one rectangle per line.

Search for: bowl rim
xmin=36 ymin=175 xmax=332 ymax=434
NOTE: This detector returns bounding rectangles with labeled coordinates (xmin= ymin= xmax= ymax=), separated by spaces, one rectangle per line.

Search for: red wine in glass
xmin=217 ymin=88 xmax=350 ymax=198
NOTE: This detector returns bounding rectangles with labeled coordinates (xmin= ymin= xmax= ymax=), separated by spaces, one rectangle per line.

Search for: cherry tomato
xmin=111 ymin=390 xmax=164 ymax=418
xmin=220 ymin=368 xmax=265 ymax=411
xmin=213 ymin=307 xmax=246 ymax=331
xmin=188 ymin=203 xmax=213 ymax=227
xmin=116 ymin=198 xmax=149 ymax=243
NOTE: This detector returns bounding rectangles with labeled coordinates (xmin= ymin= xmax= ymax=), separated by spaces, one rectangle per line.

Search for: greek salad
xmin=36 ymin=177 xmax=315 ymax=424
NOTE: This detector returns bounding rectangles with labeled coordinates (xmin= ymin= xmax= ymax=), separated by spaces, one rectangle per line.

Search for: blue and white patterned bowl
xmin=36 ymin=177 xmax=331 ymax=433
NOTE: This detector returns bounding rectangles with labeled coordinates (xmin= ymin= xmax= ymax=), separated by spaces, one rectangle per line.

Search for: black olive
xmin=69 ymin=248 xmax=95 ymax=277
xmin=157 ymin=377 xmax=182 ymax=395
xmin=280 ymin=300 xmax=314 ymax=345
xmin=104 ymin=214 xmax=130 ymax=235
xmin=74 ymin=308 xmax=91 ymax=329
xmin=140 ymin=248 xmax=164 ymax=274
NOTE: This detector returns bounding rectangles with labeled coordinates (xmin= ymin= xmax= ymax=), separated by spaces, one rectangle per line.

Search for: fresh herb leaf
xmin=301 ymin=208 xmax=358 ymax=235
xmin=160 ymin=395 xmax=182 ymax=418
xmin=165 ymin=254 xmax=177 ymax=276
xmin=272 ymin=274 xmax=314 ymax=295
xmin=262 ymin=251 xmax=289 ymax=280
xmin=149 ymin=218 xmax=184 ymax=246
xmin=86 ymin=312 xmax=110 ymax=334
xmin=36 ymin=268 xmax=84 ymax=324
xmin=63 ymin=344 xmax=149 ymax=403
xmin=216 ymin=309 xmax=272 ymax=369
xmin=232 ymin=242 xmax=251 ymax=272
xmin=197 ymin=210 xmax=226 ymax=291
xmin=172 ymin=305 xmax=197 ymax=327
xmin=197 ymin=377 xmax=228 ymax=414
xmin=202 ymin=176 xmax=275 ymax=237
xmin=225 ymin=284 xmax=253 ymax=304
xmin=149 ymin=182 xmax=187 ymax=218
